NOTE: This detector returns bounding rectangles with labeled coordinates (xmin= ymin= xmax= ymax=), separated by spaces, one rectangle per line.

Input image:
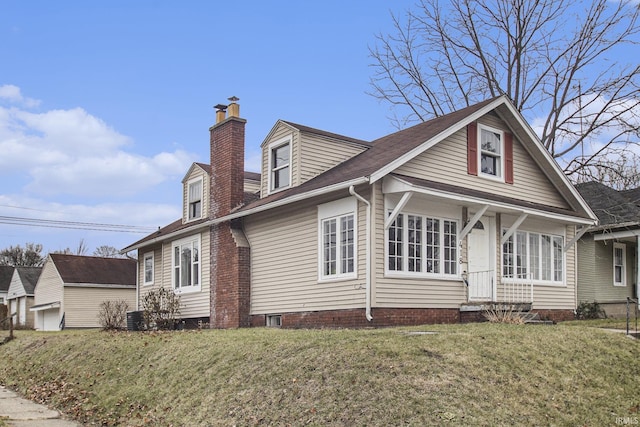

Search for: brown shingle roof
xmin=49 ymin=254 xmax=136 ymax=286
xmin=237 ymin=97 xmax=500 ymax=213
xmin=281 ymin=121 xmax=372 ymax=148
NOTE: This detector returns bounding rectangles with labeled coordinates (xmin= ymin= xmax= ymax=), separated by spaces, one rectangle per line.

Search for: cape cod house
xmin=122 ymin=96 xmax=597 ymax=328
xmin=575 ymin=181 xmax=640 ymax=317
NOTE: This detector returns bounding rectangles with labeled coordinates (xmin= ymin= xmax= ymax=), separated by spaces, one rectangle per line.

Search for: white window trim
xmin=143 ymin=251 xmax=154 ymax=286
xmin=267 ymin=136 xmax=292 ymax=194
xmin=477 ymin=123 xmax=505 ymax=182
xmin=384 ymin=209 xmax=460 ymax=279
xmin=318 ymin=197 xmax=358 ymax=282
xmin=613 ymin=242 xmax=626 ymax=287
xmin=171 ymin=235 xmax=202 ymax=295
xmin=502 ymin=229 xmax=566 ymax=287
xmin=187 ymin=177 xmax=204 ymax=221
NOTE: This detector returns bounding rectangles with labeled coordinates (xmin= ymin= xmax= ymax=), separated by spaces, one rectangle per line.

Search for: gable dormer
xmin=182 ymin=163 xmax=210 ymax=224
xmin=259 ymin=120 xmax=370 ymax=198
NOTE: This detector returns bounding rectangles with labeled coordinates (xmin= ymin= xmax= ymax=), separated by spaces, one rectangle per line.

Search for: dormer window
xmin=188 ymin=178 xmax=203 ymax=220
xmin=479 ymin=124 xmax=503 ymax=179
xmin=269 ymin=137 xmax=291 ymax=192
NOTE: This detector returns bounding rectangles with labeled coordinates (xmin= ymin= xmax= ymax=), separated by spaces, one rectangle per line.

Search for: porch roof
xmin=383 ymin=174 xmax=596 ymax=225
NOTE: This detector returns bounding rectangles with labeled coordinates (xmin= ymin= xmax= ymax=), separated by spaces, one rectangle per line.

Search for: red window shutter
xmin=505 ymin=132 xmax=514 ymax=184
xmin=467 ymin=123 xmax=478 ymax=175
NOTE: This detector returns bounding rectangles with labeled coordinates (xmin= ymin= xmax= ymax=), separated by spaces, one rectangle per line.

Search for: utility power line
xmin=0 ymin=215 xmax=156 ymax=233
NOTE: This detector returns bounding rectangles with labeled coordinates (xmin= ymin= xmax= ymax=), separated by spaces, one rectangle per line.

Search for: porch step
xmin=460 ymin=302 xmax=532 ymax=312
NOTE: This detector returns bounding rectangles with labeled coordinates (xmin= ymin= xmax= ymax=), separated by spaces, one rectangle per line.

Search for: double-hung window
xmin=387 ymin=212 xmax=458 ymax=276
xmin=172 ymin=235 xmax=201 ymax=293
xmin=188 ymin=178 xmax=203 ymax=220
xmin=502 ymin=230 xmax=564 ymax=284
xmin=613 ymin=243 xmax=626 ymax=286
xmin=143 ymin=252 xmax=154 ymax=286
xmin=478 ymin=124 xmax=503 ymax=179
xmin=269 ymin=138 xmax=291 ymax=192
xmin=318 ymin=198 xmax=357 ymax=281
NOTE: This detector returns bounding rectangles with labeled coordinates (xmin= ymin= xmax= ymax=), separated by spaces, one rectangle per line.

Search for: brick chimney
xmin=210 ymin=97 xmax=251 ymax=328
xmin=210 ymin=97 xmax=246 ymax=218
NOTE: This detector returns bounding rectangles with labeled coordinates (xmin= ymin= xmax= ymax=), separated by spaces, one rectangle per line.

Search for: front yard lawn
xmin=0 ymin=322 xmax=638 ymax=426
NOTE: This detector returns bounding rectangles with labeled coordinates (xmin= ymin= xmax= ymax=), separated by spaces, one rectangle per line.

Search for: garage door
xmin=41 ymin=308 xmax=60 ymax=331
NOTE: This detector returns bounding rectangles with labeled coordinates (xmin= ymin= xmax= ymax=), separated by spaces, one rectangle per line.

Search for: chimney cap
xmin=228 ymin=96 xmax=239 ymax=103
xmin=214 ymin=104 xmax=228 ymax=111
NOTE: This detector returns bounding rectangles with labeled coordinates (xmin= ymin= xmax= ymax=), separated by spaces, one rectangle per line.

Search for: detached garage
xmin=31 ymin=254 xmax=136 ymax=331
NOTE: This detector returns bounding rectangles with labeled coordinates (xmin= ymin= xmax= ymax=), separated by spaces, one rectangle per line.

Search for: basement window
xmin=266 ymin=315 xmax=282 ymax=328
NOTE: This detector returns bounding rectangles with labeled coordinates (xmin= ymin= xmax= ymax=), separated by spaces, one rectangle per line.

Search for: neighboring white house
xmin=7 ymin=267 xmax=42 ymax=328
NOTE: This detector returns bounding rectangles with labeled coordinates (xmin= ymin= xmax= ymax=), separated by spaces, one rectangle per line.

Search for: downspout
xmin=349 ymin=185 xmax=373 ymax=321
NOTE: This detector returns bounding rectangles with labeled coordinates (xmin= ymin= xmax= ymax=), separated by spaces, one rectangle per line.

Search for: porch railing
xmin=466 ymin=270 xmax=493 ymax=301
xmin=500 ymin=273 xmax=534 ymax=303
xmin=466 ymin=271 xmax=533 ymax=303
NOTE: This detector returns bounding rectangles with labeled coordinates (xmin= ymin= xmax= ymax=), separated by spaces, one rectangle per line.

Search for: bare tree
xmin=52 ymin=239 xmax=89 ymax=256
xmin=574 ymin=149 xmax=640 ymax=190
xmin=369 ymin=0 xmax=640 ymax=178
xmin=93 ymin=245 xmax=124 ymax=258
xmin=0 ymin=243 xmax=44 ymax=267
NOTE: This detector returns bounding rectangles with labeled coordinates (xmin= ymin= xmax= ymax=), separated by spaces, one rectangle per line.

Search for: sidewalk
xmin=0 ymin=387 xmax=81 ymax=427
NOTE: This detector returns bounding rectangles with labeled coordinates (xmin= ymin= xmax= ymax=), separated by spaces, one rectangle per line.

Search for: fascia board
xmin=387 ymin=175 xmax=596 ymax=226
xmin=494 ymin=102 xmax=598 ymax=222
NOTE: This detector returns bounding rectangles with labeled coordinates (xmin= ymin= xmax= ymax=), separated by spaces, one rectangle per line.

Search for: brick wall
xmin=250 ymin=308 xmax=461 ymax=328
xmin=250 ymin=307 xmax=576 ymax=328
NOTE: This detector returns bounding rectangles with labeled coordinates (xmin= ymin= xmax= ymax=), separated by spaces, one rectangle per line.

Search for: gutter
xmin=349 ymin=185 xmax=373 ymax=322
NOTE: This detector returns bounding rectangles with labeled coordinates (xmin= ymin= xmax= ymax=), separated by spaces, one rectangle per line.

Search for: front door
xmin=467 ymin=216 xmax=495 ymax=301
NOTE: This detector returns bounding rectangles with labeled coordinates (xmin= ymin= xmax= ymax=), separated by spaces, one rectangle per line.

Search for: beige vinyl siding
xmin=137 ymin=231 xmax=211 ymax=319
xmin=260 ymin=124 xmax=299 ymax=198
xmin=33 ymin=260 xmax=64 ymax=306
xmin=183 ymin=166 xmax=209 ymax=223
xmin=299 ymin=133 xmax=367 ymax=184
xmin=245 ymin=194 xmax=367 ymax=315
xmin=244 ymin=178 xmax=260 ymax=194
xmin=373 ymin=187 xmax=467 ymax=308
xmin=63 ymin=286 xmax=136 ymax=328
xmin=394 ymin=114 xmax=570 ymax=209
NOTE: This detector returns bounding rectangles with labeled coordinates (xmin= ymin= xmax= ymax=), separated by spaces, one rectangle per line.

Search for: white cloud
xmin=0 ymin=84 xmax=41 ymax=108
xmin=0 ymin=85 xmax=196 ymax=198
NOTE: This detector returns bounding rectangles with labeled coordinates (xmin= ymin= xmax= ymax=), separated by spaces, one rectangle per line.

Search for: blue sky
xmin=0 ymin=1 xmax=413 ymax=255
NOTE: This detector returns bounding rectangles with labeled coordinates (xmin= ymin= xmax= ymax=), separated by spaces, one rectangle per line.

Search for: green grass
xmin=0 ymin=323 xmax=638 ymax=426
